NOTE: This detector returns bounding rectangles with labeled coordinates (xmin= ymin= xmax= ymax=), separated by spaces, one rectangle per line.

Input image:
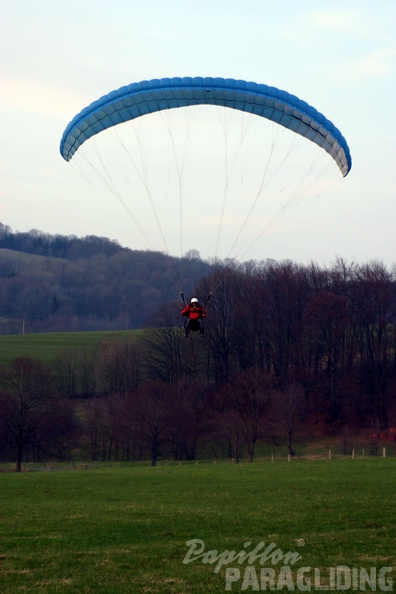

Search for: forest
xmin=1 ymin=224 xmax=396 ymax=470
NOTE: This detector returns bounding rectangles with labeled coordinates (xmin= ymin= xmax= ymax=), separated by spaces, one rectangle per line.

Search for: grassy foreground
xmin=0 ymin=459 xmax=395 ymax=593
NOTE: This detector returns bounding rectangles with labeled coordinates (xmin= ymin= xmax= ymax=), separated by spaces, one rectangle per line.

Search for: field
xmin=1 ymin=332 xmax=395 ymax=592
xmin=1 ymin=458 xmax=395 ymax=593
xmin=0 ymin=330 xmax=142 ymax=366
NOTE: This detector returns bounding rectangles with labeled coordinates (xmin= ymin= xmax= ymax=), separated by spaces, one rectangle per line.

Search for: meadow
xmin=0 ymin=330 xmax=142 ymax=366
xmin=0 ymin=458 xmax=395 ymax=593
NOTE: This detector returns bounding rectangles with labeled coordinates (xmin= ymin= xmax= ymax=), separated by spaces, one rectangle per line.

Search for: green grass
xmin=1 ymin=459 xmax=395 ymax=593
xmin=0 ymin=330 xmax=143 ymax=366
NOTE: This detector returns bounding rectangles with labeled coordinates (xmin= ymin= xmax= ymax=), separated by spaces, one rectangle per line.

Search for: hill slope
xmin=0 ymin=228 xmax=213 ymax=333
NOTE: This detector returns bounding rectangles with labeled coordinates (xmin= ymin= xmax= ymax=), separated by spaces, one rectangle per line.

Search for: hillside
xmin=0 ymin=225 xmax=213 ymax=334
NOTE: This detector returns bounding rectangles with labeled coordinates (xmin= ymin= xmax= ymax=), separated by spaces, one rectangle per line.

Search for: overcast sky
xmin=2 ymin=1 xmax=395 ymax=266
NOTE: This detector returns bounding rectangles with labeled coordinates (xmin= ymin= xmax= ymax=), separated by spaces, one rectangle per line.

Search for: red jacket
xmin=181 ymin=303 xmax=206 ymax=321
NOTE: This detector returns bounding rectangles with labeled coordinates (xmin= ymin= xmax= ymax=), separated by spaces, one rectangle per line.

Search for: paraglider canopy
xmin=60 ymin=77 xmax=351 ymax=264
xmin=60 ymin=77 xmax=351 ymax=177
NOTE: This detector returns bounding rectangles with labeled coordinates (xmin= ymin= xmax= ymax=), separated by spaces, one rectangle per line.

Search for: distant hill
xmin=0 ymin=224 xmax=213 ymax=334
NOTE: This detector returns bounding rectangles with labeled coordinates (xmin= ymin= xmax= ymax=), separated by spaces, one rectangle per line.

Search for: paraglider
xmin=180 ymin=293 xmax=211 ymax=338
xmin=60 ymin=76 xmax=351 ymax=313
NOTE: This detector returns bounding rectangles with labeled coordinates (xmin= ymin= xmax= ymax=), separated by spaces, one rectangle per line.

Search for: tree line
xmin=1 ymin=257 xmax=396 ymax=470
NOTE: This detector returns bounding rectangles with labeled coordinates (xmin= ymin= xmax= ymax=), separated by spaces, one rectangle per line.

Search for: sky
xmin=1 ymin=0 xmax=396 ymax=267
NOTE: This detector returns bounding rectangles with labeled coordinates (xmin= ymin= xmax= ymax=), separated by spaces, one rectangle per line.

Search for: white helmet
xmin=191 ymin=297 xmax=199 ymax=304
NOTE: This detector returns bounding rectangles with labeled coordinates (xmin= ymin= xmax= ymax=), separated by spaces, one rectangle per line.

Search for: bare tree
xmin=131 ymin=381 xmax=173 ymax=466
xmin=143 ymin=302 xmax=186 ymax=383
xmin=53 ymin=348 xmax=97 ymax=398
xmin=169 ymin=379 xmax=207 ymax=460
xmin=53 ymin=349 xmax=79 ymax=398
xmin=96 ymin=338 xmax=141 ymax=395
xmin=352 ymin=261 xmax=395 ymax=427
xmin=210 ymin=368 xmax=273 ymax=463
xmin=304 ymin=290 xmax=351 ymax=423
xmin=79 ymin=350 xmax=96 ymax=397
xmin=200 ymin=268 xmax=240 ymax=382
xmin=272 ymin=382 xmax=305 ymax=456
xmin=228 ymin=368 xmax=274 ymax=462
xmin=0 ymin=357 xmax=54 ymax=471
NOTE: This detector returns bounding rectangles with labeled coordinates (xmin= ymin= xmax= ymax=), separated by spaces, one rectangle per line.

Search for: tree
xmin=227 ymin=368 xmax=274 ymax=462
xmin=131 ymin=381 xmax=173 ymax=466
xmin=143 ymin=303 xmax=186 ymax=383
xmin=201 ymin=267 xmax=240 ymax=382
xmin=169 ymin=379 xmax=207 ymax=460
xmin=352 ymin=261 xmax=396 ymax=427
xmin=263 ymin=261 xmax=310 ymax=383
xmin=185 ymin=249 xmax=201 ymax=260
xmin=0 ymin=357 xmax=54 ymax=471
xmin=96 ymin=338 xmax=141 ymax=395
xmin=83 ymin=395 xmax=124 ymax=462
xmin=304 ymin=290 xmax=351 ymax=423
xmin=53 ymin=350 xmax=79 ymax=398
xmin=272 ymin=382 xmax=305 ymax=456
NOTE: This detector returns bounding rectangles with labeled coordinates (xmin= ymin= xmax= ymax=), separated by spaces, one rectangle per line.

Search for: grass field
xmin=1 ymin=458 xmax=395 ymax=593
xmin=0 ymin=330 xmax=142 ymax=366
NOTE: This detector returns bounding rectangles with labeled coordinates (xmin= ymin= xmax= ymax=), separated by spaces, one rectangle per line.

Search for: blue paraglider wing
xmin=60 ymin=77 xmax=351 ymax=176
